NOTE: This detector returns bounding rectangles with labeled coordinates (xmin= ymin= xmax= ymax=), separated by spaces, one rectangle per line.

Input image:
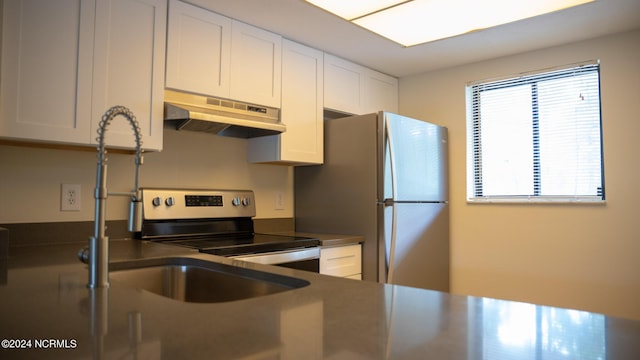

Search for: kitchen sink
xmin=109 ymin=256 xmax=310 ymax=303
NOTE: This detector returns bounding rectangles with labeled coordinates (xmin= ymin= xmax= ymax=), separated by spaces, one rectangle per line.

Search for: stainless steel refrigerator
xmin=295 ymin=111 xmax=449 ymax=291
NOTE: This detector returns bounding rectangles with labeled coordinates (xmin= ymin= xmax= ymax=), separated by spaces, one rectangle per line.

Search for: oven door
xmin=230 ymin=247 xmax=320 ymax=273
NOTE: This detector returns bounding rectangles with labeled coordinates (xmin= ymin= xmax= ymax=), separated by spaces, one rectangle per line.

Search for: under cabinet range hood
xmin=164 ymin=89 xmax=284 ymax=138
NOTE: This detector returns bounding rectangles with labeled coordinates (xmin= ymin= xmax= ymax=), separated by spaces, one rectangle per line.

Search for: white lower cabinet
xmin=320 ymin=244 xmax=362 ymax=280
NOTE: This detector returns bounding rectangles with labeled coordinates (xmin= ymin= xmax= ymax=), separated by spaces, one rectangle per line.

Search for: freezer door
xmin=382 ymin=202 xmax=449 ymax=291
xmin=383 ymin=113 xmax=448 ymax=202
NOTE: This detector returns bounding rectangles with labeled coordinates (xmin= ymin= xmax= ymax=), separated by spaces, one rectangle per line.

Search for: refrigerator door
xmin=382 ymin=112 xmax=448 ymax=202
xmin=382 ymin=202 xmax=449 ymax=291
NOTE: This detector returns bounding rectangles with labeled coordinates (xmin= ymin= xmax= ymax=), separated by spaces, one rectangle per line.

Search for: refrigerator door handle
xmin=385 ymin=114 xmax=398 ymax=201
xmin=387 ymin=202 xmax=398 ymax=284
xmin=384 ymin=114 xmax=399 ymax=284
xmin=387 ymin=205 xmax=398 ymax=284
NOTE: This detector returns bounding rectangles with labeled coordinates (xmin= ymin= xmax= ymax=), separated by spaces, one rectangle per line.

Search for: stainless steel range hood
xmin=164 ymin=89 xmax=285 ymax=138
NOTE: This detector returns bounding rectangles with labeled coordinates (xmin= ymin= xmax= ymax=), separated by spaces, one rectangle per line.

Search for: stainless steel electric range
xmin=136 ymin=188 xmax=320 ymax=272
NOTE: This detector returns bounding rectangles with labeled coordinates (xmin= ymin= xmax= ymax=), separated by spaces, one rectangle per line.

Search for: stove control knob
xmin=241 ymin=197 xmax=251 ymax=206
xmin=165 ymin=197 xmax=176 ymax=206
xmin=232 ymin=196 xmax=241 ymax=206
xmin=152 ymin=196 xmax=162 ymax=207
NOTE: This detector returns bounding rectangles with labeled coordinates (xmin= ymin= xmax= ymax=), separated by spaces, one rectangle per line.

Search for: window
xmin=466 ymin=61 xmax=604 ymax=203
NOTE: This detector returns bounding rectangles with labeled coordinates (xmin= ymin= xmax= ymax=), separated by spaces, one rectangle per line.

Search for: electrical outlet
xmin=61 ymin=184 xmax=81 ymax=211
xmin=275 ymin=191 xmax=285 ymax=210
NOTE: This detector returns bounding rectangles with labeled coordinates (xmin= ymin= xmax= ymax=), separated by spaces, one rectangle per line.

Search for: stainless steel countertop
xmin=1 ymin=239 xmax=638 ymax=359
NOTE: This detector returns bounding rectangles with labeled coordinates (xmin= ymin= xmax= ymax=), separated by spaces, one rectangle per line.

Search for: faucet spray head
xmin=86 ymin=105 xmax=144 ymax=288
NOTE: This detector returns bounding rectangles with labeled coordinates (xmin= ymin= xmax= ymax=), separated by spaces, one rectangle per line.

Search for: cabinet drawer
xmin=320 ymin=244 xmax=361 ymax=278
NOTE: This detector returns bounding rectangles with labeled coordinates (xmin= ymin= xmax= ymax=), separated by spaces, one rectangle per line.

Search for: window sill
xmin=467 ymin=197 xmax=606 ymax=205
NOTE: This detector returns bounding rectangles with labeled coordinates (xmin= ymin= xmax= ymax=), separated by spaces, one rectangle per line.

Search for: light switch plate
xmin=275 ymin=191 xmax=285 ymax=210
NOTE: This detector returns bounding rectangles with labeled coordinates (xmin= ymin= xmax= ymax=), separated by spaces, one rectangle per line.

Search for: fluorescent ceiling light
xmin=305 ymin=0 xmax=595 ymax=47
xmin=305 ymin=0 xmax=407 ymax=20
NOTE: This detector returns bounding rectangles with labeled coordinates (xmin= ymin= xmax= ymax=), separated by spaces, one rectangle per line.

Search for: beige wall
xmin=0 ymin=127 xmax=294 ymax=223
xmin=399 ymin=29 xmax=640 ymax=320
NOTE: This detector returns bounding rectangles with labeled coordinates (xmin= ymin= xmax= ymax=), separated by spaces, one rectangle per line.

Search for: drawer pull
xmin=327 ymin=255 xmax=355 ymax=261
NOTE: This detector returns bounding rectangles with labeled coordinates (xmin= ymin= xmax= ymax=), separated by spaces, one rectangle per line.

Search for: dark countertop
xmin=1 ymin=239 xmax=639 ymax=359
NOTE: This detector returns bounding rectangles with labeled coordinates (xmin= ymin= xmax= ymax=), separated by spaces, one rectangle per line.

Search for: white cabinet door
xmin=364 ymin=69 xmax=398 ymax=113
xmin=0 ymin=0 xmax=95 ymax=144
xmin=248 ymin=40 xmax=323 ymax=165
xmin=230 ymin=20 xmax=281 ymax=108
xmin=323 ymin=53 xmax=364 ymax=115
xmin=320 ymin=244 xmax=362 ymax=279
xmin=324 ymin=53 xmax=398 ymax=115
xmin=165 ymin=4 xmax=280 ymax=108
xmin=0 ymin=0 xmax=166 ymax=151
xmin=165 ymin=0 xmax=231 ymax=98
xmin=91 ymin=0 xmax=167 ymax=151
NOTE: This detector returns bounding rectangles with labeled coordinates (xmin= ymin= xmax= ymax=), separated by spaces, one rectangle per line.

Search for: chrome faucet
xmin=79 ymin=105 xmax=144 ymax=288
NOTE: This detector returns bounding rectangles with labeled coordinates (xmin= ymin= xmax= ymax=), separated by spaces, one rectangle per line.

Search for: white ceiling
xmin=186 ymin=0 xmax=640 ymax=78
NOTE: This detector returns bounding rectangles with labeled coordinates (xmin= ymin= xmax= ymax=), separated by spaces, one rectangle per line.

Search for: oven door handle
xmin=230 ymin=247 xmax=320 ymax=265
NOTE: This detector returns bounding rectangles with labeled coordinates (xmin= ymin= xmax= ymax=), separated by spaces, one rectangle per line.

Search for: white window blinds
xmin=466 ymin=61 xmax=604 ymax=203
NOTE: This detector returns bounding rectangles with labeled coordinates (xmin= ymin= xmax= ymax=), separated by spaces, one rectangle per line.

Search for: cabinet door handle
xmin=327 ymin=254 xmax=355 ymax=261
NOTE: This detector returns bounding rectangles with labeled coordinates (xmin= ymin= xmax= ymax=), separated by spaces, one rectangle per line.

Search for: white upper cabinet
xmin=92 ymin=0 xmax=167 ymax=151
xmin=364 ymin=69 xmax=398 ymax=114
xmin=229 ymin=20 xmax=282 ymax=108
xmin=324 ymin=54 xmax=364 ymax=115
xmin=248 ymin=39 xmax=324 ymax=165
xmin=0 ymin=0 xmax=166 ymax=151
xmin=0 ymin=0 xmax=95 ymax=144
xmin=165 ymin=1 xmax=281 ymax=108
xmin=165 ymin=0 xmax=231 ymax=98
xmin=324 ymin=53 xmax=398 ymax=115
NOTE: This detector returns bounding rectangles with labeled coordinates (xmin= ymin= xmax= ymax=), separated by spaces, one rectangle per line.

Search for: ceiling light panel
xmin=308 ymin=0 xmax=595 ymax=47
xmin=305 ymin=0 xmax=407 ymax=20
